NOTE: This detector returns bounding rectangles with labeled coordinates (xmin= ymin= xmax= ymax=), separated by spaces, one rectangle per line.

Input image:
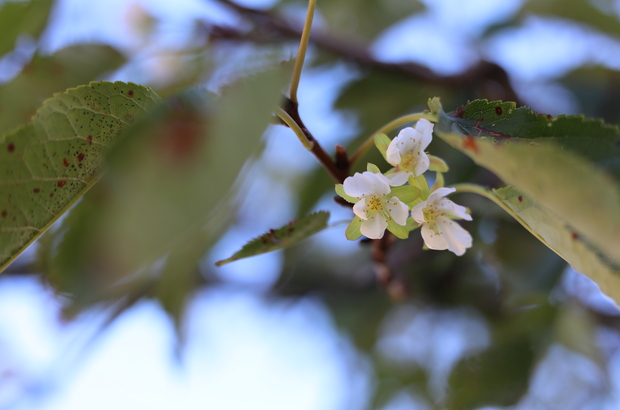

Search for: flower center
xmin=422 ymin=203 xmax=444 ymax=223
xmin=400 ymin=151 xmax=416 ymax=170
xmin=366 ymin=195 xmax=384 ymax=214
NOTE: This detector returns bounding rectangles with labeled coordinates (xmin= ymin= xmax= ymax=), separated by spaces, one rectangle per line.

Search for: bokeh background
xmin=1 ymin=0 xmax=620 ymax=409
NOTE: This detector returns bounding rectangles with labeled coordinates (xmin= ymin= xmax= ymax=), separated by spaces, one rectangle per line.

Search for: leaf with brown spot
xmin=215 ymin=211 xmax=330 ymax=266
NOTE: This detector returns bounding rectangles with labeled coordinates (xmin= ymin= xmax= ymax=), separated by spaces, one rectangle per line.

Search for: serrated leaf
xmin=0 ymin=81 xmax=161 ymax=272
xmin=436 ymin=100 xmax=620 ymax=267
xmin=494 ymin=186 xmax=620 ymax=303
xmin=215 ymin=211 xmax=330 ymax=266
xmin=0 ymin=0 xmax=53 ymax=58
xmin=0 ymin=45 xmax=126 ymax=137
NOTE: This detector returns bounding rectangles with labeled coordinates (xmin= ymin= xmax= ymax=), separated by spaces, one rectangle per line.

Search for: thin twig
xmin=289 ymin=0 xmax=316 ymax=103
xmin=281 ymin=98 xmax=349 ymax=183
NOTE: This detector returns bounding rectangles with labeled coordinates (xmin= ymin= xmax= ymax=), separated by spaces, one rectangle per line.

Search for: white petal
xmin=353 ymin=197 xmax=368 ymax=220
xmin=362 ymin=171 xmax=391 ymax=196
xmin=411 ymin=200 xmax=428 ymax=224
xmin=386 ymin=197 xmax=409 ymax=225
xmin=360 ymin=214 xmax=388 ymax=239
xmin=428 ymin=187 xmax=456 ymax=203
xmin=398 ymin=127 xmax=419 ymax=153
xmin=413 ymin=151 xmax=430 ymax=176
xmin=450 ymin=202 xmax=472 ymax=221
xmin=386 ymin=137 xmax=402 ymax=166
xmin=421 ymin=222 xmax=448 ymax=250
xmin=415 ymin=119 xmax=433 ymax=150
xmin=343 ymin=172 xmax=369 ymax=198
xmin=436 ymin=216 xmax=472 ymax=256
xmin=385 ymin=171 xmax=411 ymax=186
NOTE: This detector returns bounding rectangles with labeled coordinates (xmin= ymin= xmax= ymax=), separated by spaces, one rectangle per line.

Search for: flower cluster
xmin=336 ymin=119 xmax=473 ymax=256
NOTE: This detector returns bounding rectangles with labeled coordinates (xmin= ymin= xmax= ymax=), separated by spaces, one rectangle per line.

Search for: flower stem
xmin=349 ymin=112 xmax=437 ymax=168
xmin=450 ymin=183 xmax=553 ymax=251
xmin=274 ymin=107 xmax=314 ymax=150
xmin=289 ymin=0 xmax=316 ymax=103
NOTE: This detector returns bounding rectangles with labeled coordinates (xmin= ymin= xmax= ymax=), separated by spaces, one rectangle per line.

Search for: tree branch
xmin=209 ymin=0 xmax=520 ymax=104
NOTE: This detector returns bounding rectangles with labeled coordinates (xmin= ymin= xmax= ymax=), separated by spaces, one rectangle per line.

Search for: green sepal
xmin=406 ymin=218 xmax=420 ymax=232
xmin=390 ymin=185 xmax=420 ymax=206
xmin=367 ymin=162 xmax=381 ymax=173
xmin=409 ymin=174 xmax=430 ymax=199
xmin=431 ymin=172 xmax=445 ymax=191
xmin=335 ymin=184 xmax=358 ymax=203
xmin=374 ymin=133 xmax=391 ymax=161
xmin=345 ymin=217 xmax=363 ymax=240
xmin=387 ymin=218 xmax=409 ymax=239
xmin=428 ymin=155 xmax=449 ymax=172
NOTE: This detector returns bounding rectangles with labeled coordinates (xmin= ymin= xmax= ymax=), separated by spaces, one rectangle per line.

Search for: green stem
xmin=349 ymin=112 xmax=437 ymax=168
xmin=450 ymin=183 xmax=555 ymax=252
xmin=274 ymin=107 xmax=314 ymax=150
xmin=289 ymin=0 xmax=316 ymax=103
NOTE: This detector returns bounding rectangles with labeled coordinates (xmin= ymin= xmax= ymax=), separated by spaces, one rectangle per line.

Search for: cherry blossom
xmin=411 ymin=187 xmax=472 ymax=256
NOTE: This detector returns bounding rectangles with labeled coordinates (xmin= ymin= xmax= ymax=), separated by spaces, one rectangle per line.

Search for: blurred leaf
xmin=436 ymin=100 xmax=620 ymax=268
xmin=0 ymin=45 xmax=126 ymax=137
xmin=494 ymin=186 xmax=620 ymax=304
xmin=518 ymin=0 xmax=620 ymax=37
xmin=448 ymin=304 xmax=556 ymax=409
xmin=216 ymin=211 xmax=330 ymax=266
xmin=488 ymin=218 xmax=565 ymax=300
xmin=553 ymin=304 xmax=603 ymax=369
xmin=0 ymin=0 xmax=53 ymax=58
xmin=41 ymin=66 xmax=288 ymax=316
xmin=559 ymin=66 xmax=620 ymax=125
xmin=448 ymin=337 xmax=533 ymax=409
xmin=0 ymin=81 xmax=161 ymax=272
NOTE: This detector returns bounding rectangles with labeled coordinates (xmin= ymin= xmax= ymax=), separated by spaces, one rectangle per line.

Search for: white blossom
xmin=385 ymin=119 xmax=434 ymax=185
xmin=411 ymin=187 xmax=472 ymax=256
xmin=343 ymin=172 xmax=409 ymax=239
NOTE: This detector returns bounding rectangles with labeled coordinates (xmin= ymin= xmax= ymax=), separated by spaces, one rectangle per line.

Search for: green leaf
xmin=0 ymin=81 xmax=161 ymax=272
xmin=0 ymin=45 xmax=126 ymax=137
xmin=436 ymin=100 xmax=620 ymax=267
xmin=215 ymin=211 xmax=330 ymax=266
xmin=494 ymin=186 xmax=620 ymax=303
xmin=0 ymin=0 xmax=53 ymax=58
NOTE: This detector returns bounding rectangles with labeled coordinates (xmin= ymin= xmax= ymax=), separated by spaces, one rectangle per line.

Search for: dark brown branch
xmin=282 ymin=97 xmax=350 ymax=183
